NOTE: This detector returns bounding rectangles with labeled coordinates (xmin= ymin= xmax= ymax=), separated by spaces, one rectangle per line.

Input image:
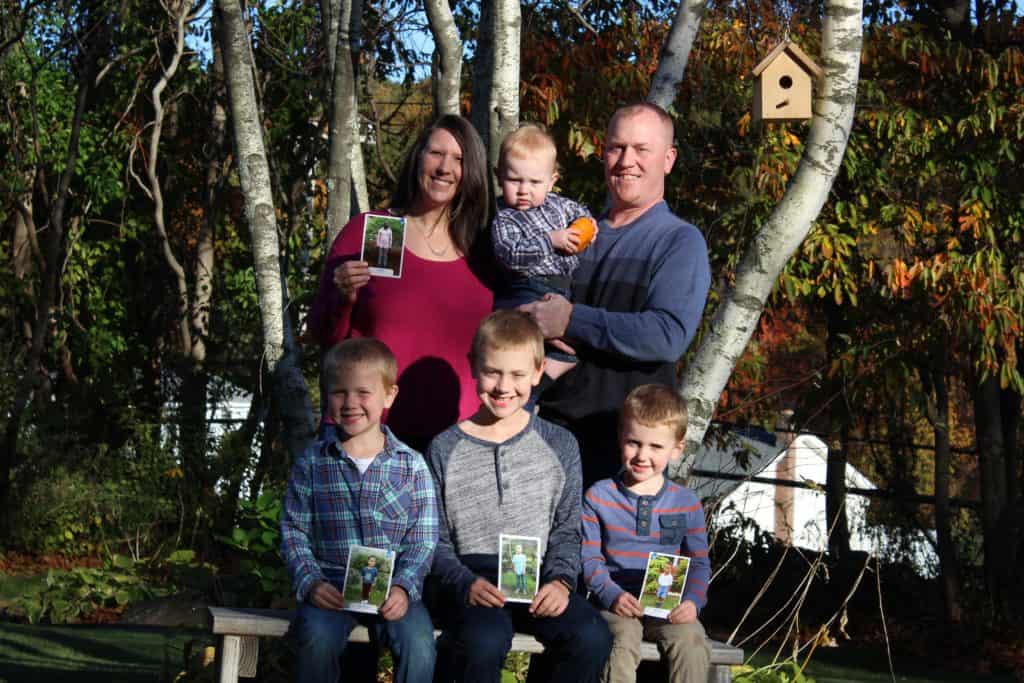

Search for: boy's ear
xmin=668 ymin=439 xmax=685 ymax=462
xmin=383 ymin=383 xmax=399 ymax=409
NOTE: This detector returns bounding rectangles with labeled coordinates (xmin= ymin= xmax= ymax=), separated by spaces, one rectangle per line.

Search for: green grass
xmin=743 ymin=645 xmax=1018 ymax=683
xmin=0 ymin=622 xmax=211 ymax=682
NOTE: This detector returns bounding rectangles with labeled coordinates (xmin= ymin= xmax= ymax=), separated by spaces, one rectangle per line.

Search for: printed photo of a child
xmin=639 ymin=552 xmax=691 ymax=619
xmin=342 ymin=545 xmax=395 ymax=614
xmin=360 ymin=214 xmax=406 ymax=278
xmin=497 ymin=534 xmax=541 ymax=603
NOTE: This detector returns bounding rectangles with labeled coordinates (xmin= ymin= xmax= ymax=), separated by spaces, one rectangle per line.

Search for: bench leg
xmin=219 ymin=635 xmax=241 ymax=683
xmin=709 ymin=663 xmax=732 ymax=683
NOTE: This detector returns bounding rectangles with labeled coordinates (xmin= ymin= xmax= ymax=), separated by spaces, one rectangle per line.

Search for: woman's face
xmin=416 ymin=128 xmax=464 ymax=212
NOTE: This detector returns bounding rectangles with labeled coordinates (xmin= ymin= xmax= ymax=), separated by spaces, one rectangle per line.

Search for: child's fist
xmin=568 ymin=217 xmax=598 ymax=251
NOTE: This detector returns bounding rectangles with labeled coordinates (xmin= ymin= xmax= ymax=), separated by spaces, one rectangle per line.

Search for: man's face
xmin=604 ymin=108 xmax=677 ymax=213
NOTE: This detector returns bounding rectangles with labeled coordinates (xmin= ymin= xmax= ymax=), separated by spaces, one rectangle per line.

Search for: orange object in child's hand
xmin=568 ymin=217 xmax=598 ymax=252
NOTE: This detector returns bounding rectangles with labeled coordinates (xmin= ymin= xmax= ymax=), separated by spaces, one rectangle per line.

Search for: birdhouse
xmin=752 ymin=41 xmax=823 ymax=123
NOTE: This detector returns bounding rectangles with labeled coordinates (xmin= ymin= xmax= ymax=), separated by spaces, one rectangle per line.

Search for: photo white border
xmin=498 ymin=533 xmax=542 ymax=604
xmin=639 ymin=551 xmax=691 ymax=619
xmin=360 ymin=213 xmax=406 ymax=278
xmin=342 ymin=544 xmax=396 ymax=614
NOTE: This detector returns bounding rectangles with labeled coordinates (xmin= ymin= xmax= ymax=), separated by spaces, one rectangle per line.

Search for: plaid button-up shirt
xmin=281 ymin=427 xmax=439 ymax=603
xmin=492 ymin=193 xmax=592 ymax=279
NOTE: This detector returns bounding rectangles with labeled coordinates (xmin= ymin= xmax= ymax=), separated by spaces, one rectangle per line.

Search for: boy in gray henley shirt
xmin=426 ymin=310 xmax=612 ymax=683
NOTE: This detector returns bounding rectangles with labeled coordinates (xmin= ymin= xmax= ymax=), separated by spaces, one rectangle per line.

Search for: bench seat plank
xmin=209 ymin=606 xmax=742 ymax=679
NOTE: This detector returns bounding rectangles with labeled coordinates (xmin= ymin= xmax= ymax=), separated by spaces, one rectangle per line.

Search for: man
xmin=522 ymin=103 xmax=711 ymax=487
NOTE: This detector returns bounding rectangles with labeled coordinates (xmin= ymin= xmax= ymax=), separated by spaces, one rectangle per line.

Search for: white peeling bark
xmin=471 ymin=0 xmax=519 ymax=167
xmin=218 ymin=0 xmax=315 ymax=458
xmin=218 ymin=0 xmax=284 ymax=368
xmin=488 ymin=0 xmax=520 ymax=168
xmin=424 ymin=0 xmax=462 ymax=116
xmin=647 ymin=0 xmax=706 ymax=110
xmin=674 ymin=0 xmax=863 ymax=477
xmin=325 ymin=0 xmax=360 ymax=242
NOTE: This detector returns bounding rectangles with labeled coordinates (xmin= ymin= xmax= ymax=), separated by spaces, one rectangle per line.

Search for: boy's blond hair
xmin=470 ymin=310 xmax=545 ymax=371
xmin=620 ymin=384 xmax=688 ymax=442
xmin=497 ymin=123 xmax=558 ymax=175
xmin=322 ymin=338 xmax=398 ymax=391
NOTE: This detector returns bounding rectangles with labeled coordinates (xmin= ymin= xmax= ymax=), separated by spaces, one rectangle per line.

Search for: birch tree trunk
xmin=674 ymin=0 xmax=863 ymax=477
xmin=424 ymin=0 xmax=462 ymax=116
xmin=470 ymin=0 xmax=519 ymax=167
xmin=647 ymin=0 xmax=706 ymax=110
xmin=324 ymin=0 xmax=365 ymax=243
xmin=217 ymin=0 xmax=314 ymax=461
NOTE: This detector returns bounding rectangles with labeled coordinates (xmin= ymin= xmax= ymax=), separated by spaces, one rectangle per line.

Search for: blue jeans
xmin=290 ymin=600 xmax=436 ymax=683
xmin=434 ymin=592 xmax=612 ymax=683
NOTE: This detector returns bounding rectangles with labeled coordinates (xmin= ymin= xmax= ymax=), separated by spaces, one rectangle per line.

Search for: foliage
xmin=10 ymin=554 xmax=166 ymax=624
xmin=218 ymin=489 xmax=291 ymax=604
xmin=6 ymin=423 xmax=184 ymax=558
xmin=734 ymin=661 xmax=816 ymax=683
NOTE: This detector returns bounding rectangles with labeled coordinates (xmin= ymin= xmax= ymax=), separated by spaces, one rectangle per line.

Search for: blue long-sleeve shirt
xmin=281 ymin=426 xmax=439 ymax=603
xmin=540 ymin=201 xmax=710 ymax=424
xmin=582 ymin=476 xmax=710 ymax=611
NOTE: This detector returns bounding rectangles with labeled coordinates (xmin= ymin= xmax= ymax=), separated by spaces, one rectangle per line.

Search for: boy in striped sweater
xmin=581 ymin=384 xmax=711 ymax=683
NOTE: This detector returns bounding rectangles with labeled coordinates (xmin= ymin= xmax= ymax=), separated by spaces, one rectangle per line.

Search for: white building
xmin=688 ymin=429 xmax=938 ymax=577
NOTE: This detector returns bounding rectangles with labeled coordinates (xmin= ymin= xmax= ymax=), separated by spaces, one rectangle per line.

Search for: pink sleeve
xmin=307 ymin=215 xmax=364 ymax=346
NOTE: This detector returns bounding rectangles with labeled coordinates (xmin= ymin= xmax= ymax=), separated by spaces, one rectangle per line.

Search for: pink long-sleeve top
xmin=307 ymin=212 xmax=495 ymax=448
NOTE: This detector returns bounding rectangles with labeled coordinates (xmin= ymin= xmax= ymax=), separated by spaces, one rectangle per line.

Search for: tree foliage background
xmin=0 ymin=0 xmax=1022 ymax=662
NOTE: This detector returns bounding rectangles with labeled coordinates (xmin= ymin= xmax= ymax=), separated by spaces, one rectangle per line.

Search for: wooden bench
xmin=209 ymin=606 xmax=744 ymax=683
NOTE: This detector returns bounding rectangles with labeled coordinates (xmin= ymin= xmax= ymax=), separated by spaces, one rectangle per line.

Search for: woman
xmin=307 ymin=115 xmax=496 ymax=451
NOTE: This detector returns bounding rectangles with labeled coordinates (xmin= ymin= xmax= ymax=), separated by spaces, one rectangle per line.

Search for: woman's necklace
xmin=410 ymin=214 xmax=452 ymax=257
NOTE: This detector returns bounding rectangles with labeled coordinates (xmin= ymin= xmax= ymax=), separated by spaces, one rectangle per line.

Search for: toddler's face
xmin=499 ymin=153 xmax=557 ymax=210
xmin=515 ymin=545 xmax=523 ymax=553
xmin=367 ymin=556 xmax=377 ymax=566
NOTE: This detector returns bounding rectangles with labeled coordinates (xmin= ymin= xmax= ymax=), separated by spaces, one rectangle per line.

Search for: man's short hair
xmin=609 ymin=102 xmax=676 ymax=146
xmin=498 ymin=123 xmax=558 ymax=174
xmin=322 ymin=338 xmax=398 ymax=391
xmin=470 ymin=310 xmax=545 ymax=370
xmin=620 ymin=384 xmax=688 ymax=442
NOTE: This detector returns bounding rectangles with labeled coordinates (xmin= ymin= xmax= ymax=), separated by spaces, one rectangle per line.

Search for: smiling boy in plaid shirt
xmin=281 ymin=338 xmax=439 ymax=683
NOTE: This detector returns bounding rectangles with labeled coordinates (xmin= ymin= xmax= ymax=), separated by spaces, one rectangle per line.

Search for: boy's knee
xmin=291 ymin=605 xmax=353 ymax=655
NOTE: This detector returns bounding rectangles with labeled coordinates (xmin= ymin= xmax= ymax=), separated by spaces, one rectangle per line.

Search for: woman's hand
xmin=333 ymin=260 xmax=371 ymax=304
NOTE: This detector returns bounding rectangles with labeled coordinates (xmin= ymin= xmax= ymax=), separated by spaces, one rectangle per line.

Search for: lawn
xmin=0 ymin=622 xmax=211 ymax=682
xmin=744 ymin=645 xmax=1018 ymax=683
xmin=0 ymin=621 xmax=1016 ymax=683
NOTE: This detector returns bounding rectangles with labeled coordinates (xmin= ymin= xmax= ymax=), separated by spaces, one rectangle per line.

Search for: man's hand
xmin=467 ymin=578 xmax=506 ymax=608
xmin=668 ymin=599 xmax=698 ymax=625
xmin=610 ymin=591 xmax=644 ymax=619
xmin=549 ymin=229 xmax=581 ymax=254
xmin=519 ymin=293 xmax=572 ymax=339
xmin=309 ymin=580 xmax=346 ymax=611
xmin=379 ymin=585 xmax=409 ymax=621
xmin=333 ymin=260 xmax=371 ymax=304
xmin=529 ymin=581 xmax=570 ymax=618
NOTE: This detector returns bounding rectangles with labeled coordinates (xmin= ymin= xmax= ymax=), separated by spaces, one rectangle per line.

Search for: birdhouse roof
xmin=752 ymin=41 xmax=824 ymax=79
